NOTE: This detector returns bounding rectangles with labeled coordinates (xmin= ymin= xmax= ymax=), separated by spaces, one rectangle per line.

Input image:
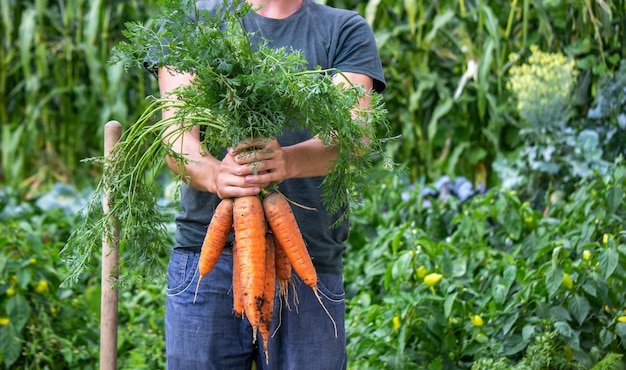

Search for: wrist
xmin=282 ymin=146 xmax=298 ymax=180
xmin=177 ymin=155 xmax=220 ymax=193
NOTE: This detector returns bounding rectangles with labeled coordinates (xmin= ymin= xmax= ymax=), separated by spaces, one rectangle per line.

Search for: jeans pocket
xmin=166 ymin=248 xmax=199 ymax=296
xmin=315 ymin=272 xmax=345 ymax=304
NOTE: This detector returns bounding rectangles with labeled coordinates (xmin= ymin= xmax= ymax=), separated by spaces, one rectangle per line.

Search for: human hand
xmin=214 ymin=138 xmax=287 ymax=198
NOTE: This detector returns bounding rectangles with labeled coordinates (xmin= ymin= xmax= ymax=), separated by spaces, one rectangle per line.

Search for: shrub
xmin=344 ymin=159 xmax=626 ymax=369
xmin=0 ymin=186 xmax=166 ymax=369
xmin=0 ymin=188 xmax=99 ymax=368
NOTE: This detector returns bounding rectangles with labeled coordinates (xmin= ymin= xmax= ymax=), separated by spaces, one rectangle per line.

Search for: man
xmin=158 ymin=0 xmax=385 ymax=368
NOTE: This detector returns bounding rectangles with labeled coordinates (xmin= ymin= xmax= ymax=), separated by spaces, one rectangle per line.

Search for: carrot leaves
xmin=61 ymin=0 xmax=389 ymax=286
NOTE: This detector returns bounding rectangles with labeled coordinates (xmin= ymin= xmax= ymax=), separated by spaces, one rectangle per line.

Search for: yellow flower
xmin=603 ymin=233 xmax=610 ymax=245
xmin=471 ymin=315 xmax=484 ymax=327
xmin=423 ymin=273 xmax=443 ymax=287
xmin=6 ymin=287 xmax=15 ymax=297
xmin=582 ymin=250 xmax=591 ymax=260
xmin=392 ymin=316 xmax=401 ymax=330
xmin=29 ymin=258 xmax=37 ymax=264
xmin=617 ymin=316 xmax=626 ymax=323
xmin=562 ymin=273 xmax=573 ymax=290
xmin=416 ymin=266 xmax=428 ymax=279
xmin=34 ymin=280 xmax=49 ymax=294
xmin=0 ymin=317 xmax=9 ymax=326
xmin=507 ymin=45 xmax=578 ymax=127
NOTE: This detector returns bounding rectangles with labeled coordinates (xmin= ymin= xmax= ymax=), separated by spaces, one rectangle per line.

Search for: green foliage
xmin=116 ymin=284 xmax=166 ymax=369
xmin=110 ymin=0 xmax=389 ymax=212
xmin=0 ymin=186 xmax=165 ymax=369
xmin=59 ymin=109 xmax=176 ymax=287
xmin=472 ymin=332 xmax=588 ymax=370
xmin=0 ymin=195 xmax=98 ymax=368
xmin=344 ymin=159 xmax=626 ymax=369
xmin=0 ymin=0 xmax=159 ymax=192
xmin=329 ymin=0 xmax=625 ymax=186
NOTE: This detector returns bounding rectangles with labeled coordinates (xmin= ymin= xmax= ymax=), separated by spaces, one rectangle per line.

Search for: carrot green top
xmin=60 ymin=0 xmax=389 ymax=286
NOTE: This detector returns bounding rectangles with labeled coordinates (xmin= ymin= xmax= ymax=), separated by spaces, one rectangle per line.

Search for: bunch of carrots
xmin=194 ymin=191 xmax=335 ymax=364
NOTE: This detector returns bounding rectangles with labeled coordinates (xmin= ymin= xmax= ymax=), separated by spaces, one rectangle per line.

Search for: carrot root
xmin=263 ymin=192 xmax=336 ymax=335
xmin=259 ymin=233 xmax=276 ymax=364
xmin=194 ymin=198 xmax=234 ymax=303
xmin=312 ymin=286 xmax=337 ymax=338
xmin=232 ymin=241 xmax=243 ymax=317
xmin=273 ymin=232 xmax=294 ymax=311
xmin=263 ymin=192 xmax=316 ymax=288
xmin=233 ymin=195 xmax=266 ymax=343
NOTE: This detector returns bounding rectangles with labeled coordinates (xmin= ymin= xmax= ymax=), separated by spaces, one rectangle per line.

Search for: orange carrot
xmin=273 ymin=233 xmax=294 ymax=309
xmin=233 ymin=195 xmax=267 ymax=342
xmin=232 ymin=241 xmax=243 ymax=317
xmin=263 ymin=192 xmax=316 ymax=288
xmin=259 ymin=233 xmax=276 ymax=364
xmin=263 ymin=191 xmax=337 ymax=336
xmin=194 ymin=198 xmax=234 ymax=302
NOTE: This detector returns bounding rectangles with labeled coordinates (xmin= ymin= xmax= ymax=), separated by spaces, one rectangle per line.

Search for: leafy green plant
xmin=0 ymin=186 xmax=166 ymax=369
xmin=0 ymin=198 xmax=99 ymax=368
xmin=494 ymin=47 xmax=610 ymax=207
xmin=344 ymin=159 xmax=626 ymax=369
xmin=117 ymin=285 xmax=166 ymax=369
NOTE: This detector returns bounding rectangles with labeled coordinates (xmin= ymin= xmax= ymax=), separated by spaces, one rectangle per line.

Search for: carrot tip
xmin=313 ymin=286 xmax=337 ymax=338
xmin=193 ymin=276 xmax=203 ymax=304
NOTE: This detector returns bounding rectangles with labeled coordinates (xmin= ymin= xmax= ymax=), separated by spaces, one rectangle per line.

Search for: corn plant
xmin=0 ymin=0 xmax=158 ymax=192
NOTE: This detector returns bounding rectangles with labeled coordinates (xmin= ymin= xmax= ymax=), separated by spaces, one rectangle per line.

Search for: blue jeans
xmin=165 ymin=248 xmax=347 ymax=370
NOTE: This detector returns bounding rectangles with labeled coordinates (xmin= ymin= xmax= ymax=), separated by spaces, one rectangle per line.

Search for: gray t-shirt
xmin=173 ymin=0 xmax=385 ymax=273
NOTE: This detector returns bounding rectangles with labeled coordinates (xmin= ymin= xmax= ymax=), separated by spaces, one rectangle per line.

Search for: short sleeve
xmin=333 ymin=14 xmax=386 ymax=93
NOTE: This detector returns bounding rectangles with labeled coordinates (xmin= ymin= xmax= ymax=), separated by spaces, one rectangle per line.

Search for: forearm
xmin=283 ymin=138 xmax=339 ymax=179
xmin=159 ymin=67 xmax=220 ymax=193
xmin=283 ymin=72 xmax=373 ymax=179
xmin=163 ymin=128 xmax=220 ymax=193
